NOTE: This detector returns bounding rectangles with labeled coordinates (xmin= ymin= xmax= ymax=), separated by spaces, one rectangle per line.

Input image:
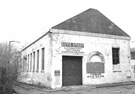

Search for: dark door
xmin=62 ymin=56 xmax=82 ymax=86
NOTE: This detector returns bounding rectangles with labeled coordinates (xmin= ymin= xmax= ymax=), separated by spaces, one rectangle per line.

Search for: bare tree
xmin=0 ymin=42 xmax=20 ymax=94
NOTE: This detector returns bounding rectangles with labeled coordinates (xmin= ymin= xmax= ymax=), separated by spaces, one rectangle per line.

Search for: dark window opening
xmin=112 ymin=48 xmax=119 ymax=65
xmin=28 ymin=54 xmax=29 ymax=72
xmin=41 ymin=48 xmax=45 ymax=71
xmin=30 ymin=53 xmax=32 ymax=72
xmin=37 ymin=50 xmax=39 ymax=72
xmin=33 ymin=52 xmax=35 ymax=72
xmin=131 ymin=52 xmax=135 ymax=60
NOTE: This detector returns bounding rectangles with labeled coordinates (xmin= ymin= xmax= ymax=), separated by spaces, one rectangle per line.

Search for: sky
xmin=0 ymin=0 xmax=135 ymax=48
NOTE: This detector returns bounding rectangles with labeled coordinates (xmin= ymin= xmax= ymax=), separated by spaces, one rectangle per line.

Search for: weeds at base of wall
xmin=16 ymin=81 xmax=51 ymax=90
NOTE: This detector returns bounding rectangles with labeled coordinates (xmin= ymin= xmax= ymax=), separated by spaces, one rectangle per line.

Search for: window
xmin=90 ymin=55 xmax=102 ymax=62
xmin=28 ymin=54 xmax=29 ymax=72
xmin=112 ymin=48 xmax=119 ymax=65
xmin=87 ymin=51 xmax=105 ymax=74
xmin=33 ymin=52 xmax=35 ymax=72
xmin=22 ymin=58 xmax=24 ymax=72
xmin=23 ymin=55 xmax=27 ymax=72
xmin=37 ymin=50 xmax=39 ymax=72
xmin=131 ymin=52 xmax=135 ymax=60
xmin=25 ymin=55 xmax=27 ymax=72
xmin=41 ymin=48 xmax=45 ymax=71
xmin=30 ymin=53 xmax=32 ymax=72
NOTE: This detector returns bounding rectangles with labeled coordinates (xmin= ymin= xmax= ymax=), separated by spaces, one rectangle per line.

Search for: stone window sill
xmin=113 ymin=70 xmax=122 ymax=72
xmin=113 ymin=64 xmax=121 ymax=72
xmin=41 ymin=70 xmax=44 ymax=73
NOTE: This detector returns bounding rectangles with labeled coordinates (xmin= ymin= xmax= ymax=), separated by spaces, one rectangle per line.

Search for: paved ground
xmin=14 ymin=82 xmax=135 ymax=94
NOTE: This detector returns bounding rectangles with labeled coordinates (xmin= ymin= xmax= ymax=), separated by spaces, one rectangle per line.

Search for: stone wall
xmin=20 ymin=32 xmax=52 ymax=88
xmin=51 ymin=29 xmax=131 ymax=88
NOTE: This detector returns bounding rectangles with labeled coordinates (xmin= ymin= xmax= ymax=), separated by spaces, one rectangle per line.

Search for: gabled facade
xmin=19 ymin=8 xmax=131 ymax=89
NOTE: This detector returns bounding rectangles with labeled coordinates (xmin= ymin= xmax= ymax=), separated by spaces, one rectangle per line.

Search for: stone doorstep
xmin=14 ymin=81 xmax=135 ymax=92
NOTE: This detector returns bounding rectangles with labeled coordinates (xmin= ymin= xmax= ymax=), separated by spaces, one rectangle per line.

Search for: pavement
xmin=14 ymin=81 xmax=135 ymax=94
xmin=95 ymin=81 xmax=135 ymax=88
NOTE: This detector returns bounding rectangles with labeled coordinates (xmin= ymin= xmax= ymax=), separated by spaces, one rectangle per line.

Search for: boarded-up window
xmin=87 ymin=51 xmax=105 ymax=74
xmin=87 ymin=62 xmax=104 ymax=73
xmin=41 ymin=48 xmax=45 ymax=71
xmin=112 ymin=48 xmax=119 ymax=65
xmin=37 ymin=50 xmax=39 ymax=72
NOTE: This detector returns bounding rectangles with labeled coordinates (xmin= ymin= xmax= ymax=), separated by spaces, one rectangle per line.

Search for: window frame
xmin=41 ymin=48 xmax=45 ymax=71
xmin=28 ymin=54 xmax=29 ymax=72
xmin=30 ymin=53 xmax=32 ymax=72
xmin=112 ymin=48 xmax=120 ymax=65
xmin=33 ymin=51 xmax=35 ymax=72
xmin=36 ymin=50 xmax=39 ymax=72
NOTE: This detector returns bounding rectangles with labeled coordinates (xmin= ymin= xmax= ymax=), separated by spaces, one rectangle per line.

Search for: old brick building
xmin=20 ymin=8 xmax=131 ymax=89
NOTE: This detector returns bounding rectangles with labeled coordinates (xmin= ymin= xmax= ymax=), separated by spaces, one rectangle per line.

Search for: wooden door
xmin=62 ymin=56 xmax=82 ymax=86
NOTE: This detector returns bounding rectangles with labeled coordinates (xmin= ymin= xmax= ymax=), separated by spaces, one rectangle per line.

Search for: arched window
xmin=87 ymin=51 xmax=105 ymax=63
xmin=90 ymin=55 xmax=102 ymax=62
xmin=87 ymin=51 xmax=105 ymax=74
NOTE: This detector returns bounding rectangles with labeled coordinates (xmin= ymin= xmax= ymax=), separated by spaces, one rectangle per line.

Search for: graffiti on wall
xmin=87 ymin=51 xmax=105 ymax=79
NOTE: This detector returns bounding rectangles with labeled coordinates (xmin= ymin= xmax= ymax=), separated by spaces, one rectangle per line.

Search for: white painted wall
xmin=19 ymin=29 xmax=131 ymax=89
xmin=130 ymin=60 xmax=135 ymax=81
xmin=51 ymin=29 xmax=131 ymax=88
xmin=20 ymin=32 xmax=52 ymax=88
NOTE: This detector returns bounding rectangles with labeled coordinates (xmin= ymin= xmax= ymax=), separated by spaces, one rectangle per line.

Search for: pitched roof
xmin=52 ymin=8 xmax=130 ymax=37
